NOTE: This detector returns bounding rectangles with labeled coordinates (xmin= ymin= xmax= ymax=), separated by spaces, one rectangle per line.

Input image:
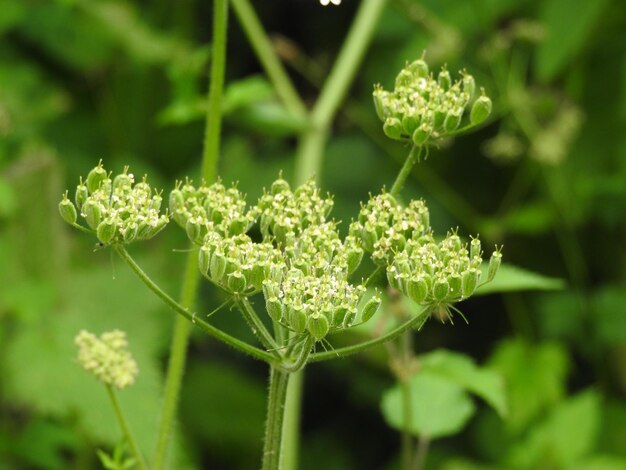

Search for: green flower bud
xmin=271 ymin=177 xmax=290 ymax=195
xmin=185 ymin=219 xmax=205 ymax=245
xmin=402 ymin=114 xmax=420 ymax=136
xmin=433 ymin=277 xmax=450 ymax=302
xmin=248 ymin=262 xmax=268 ymax=290
xmin=407 ymin=276 xmax=428 ymax=304
xmin=83 ymin=200 xmax=102 ymax=230
xmin=227 ymin=271 xmax=247 ymax=294
xmin=395 ymin=69 xmax=414 ymax=89
xmin=307 ymin=313 xmax=330 ymax=341
xmin=122 ymin=222 xmax=138 ymax=244
xmin=462 ymin=73 xmax=476 ymax=98
xmin=112 ymin=170 xmax=132 ymax=193
xmin=438 ymin=68 xmax=452 ymax=90
xmin=346 ymin=247 xmax=364 ymax=275
xmin=372 ymin=86 xmax=387 ymax=120
xmin=288 ymin=306 xmax=307 ymax=334
xmin=407 ymin=58 xmax=429 ymax=78
xmin=488 ymin=248 xmax=502 ymax=282
xmin=209 ymin=250 xmax=227 ymax=284
xmin=266 ymin=297 xmax=283 ymax=322
xmin=412 ymin=123 xmax=432 ymax=146
xmin=343 ymin=308 xmax=357 ymax=328
xmin=387 ymin=266 xmax=401 ymax=290
xmin=383 ymin=117 xmax=403 ymax=140
xmin=96 ymin=218 xmax=116 ymax=245
xmin=332 ymin=306 xmax=348 ymax=327
xmin=198 ymin=246 xmax=211 ymax=276
xmin=470 ymin=92 xmax=492 ymax=125
xmin=361 ymin=224 xmax=378 ymax=253
xmin=169 ymin=188 xmax=185 ymax=226
xmin=75 ymin=182 xmax=88 ymax=210
xmin=86 ymin=161 xmax=107 ymax=193
xmin=228 ymin=217 xmax=248 ymax=236
xmin=59 ymin=193 xmax=77 ymax=225
xmin=448 ymin=272 xmax=462 ymax=296
xmin=470 ymin=237 xmax=481 ymax=259
xmin=444 ymin=109 xmax=462 ymax=133
xmin=360 ymin=294 xmax=381 ymax=323
xmin=461 ymin=268 xmax=480 ymax=298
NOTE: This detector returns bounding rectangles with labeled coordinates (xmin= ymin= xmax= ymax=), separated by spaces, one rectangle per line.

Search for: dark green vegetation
xmin=1 ymin=0 xmax=625 ymax=469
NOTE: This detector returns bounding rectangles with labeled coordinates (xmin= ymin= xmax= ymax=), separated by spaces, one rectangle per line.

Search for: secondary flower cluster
xmin=373 ymin=58 xmax=492 ymax=146
xmin=75 ymin=329 xmax=138 ymax=389
xmin=59 ymin=162 xmax=169 ymax=245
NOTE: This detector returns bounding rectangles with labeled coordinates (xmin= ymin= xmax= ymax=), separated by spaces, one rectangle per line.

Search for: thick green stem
xmin=390 ymin=145 xmax=421 ymax=197
xmin=294 ymin=0 xmax=389 ymax=184
xmin=105 ymin=385 xmax=147 ymax=470
xmin=153 ymin=1 xmax=229 ymax=468
xmin=281 ymin=370 xmax=303 ymax=470
xmin=263 ymin=366 xmax=291 ymax=470
xmin=400 ymin=331 xmax=414 ymax=470
xmin=229 ymin=0 xmax=307 ymax=118
xmin=115 ymin=246 xmax=273 ymax=363
xmin=309 ymin=308 xmax=429 ymax=363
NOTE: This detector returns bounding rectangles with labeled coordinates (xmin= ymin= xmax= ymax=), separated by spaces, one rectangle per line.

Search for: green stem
xmin=400 ymin=331 xmax=413 ymax=470
xmin=114 ymin=246 xmax=273 ymax=363
xmin=237 ymin=297 xmax=282 ymax=357
xmin=229 ymin=0 xmax=307 ymax=119
xmin=294 ymin=0 xmax=389 ymax=184
xmin=105 ymin=385 xmax=147 ymax=470
xmin=281 ymin=370 xmax=303 ymax=470
xmin=390 ymin=145 xmax=421 ymax=197
xmin=412 ymin=435 xmax=430 ymax=470
xmin=153 ymin=2 xmax=229 ymax=467
xmin=309 ymin=308 xmax=430 ymax=363
xmin=262 ymin=366 xmax=291 ymax=470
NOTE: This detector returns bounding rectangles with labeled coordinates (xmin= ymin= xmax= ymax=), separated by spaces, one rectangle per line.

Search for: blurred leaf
xmin=536 ymin=0 xmax=609 ymax=81
xmin=591 ymin=287 xmax=626 ymax=346
xmin=0 ymin=0 xmax=25 ymax=35
xmin=580 ymin=455 xmax=626 ymax=470
xmin=488 ymin=339 xmax=569 ymax=433
xmin=476 ymin=262 xmax=565 ymax=295
xmin=222 ymin=76 xmax=275 ymax=113
xmin=500 ymin=201 xmax=553 ymax=234
xmin=381 ymin=372 xmax=476 ymax=438
xmin=507 ymin=389 xmax=601 ymax=468
xmin=12 ymin=418 xmax=79 ymax=470
xmin=420 ymin=349 xmax=508 ymax=417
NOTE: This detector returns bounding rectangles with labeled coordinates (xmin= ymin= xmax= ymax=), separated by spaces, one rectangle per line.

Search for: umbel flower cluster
xmin=75 ymin=330 xmax=138 ymax=390
xmin=373 ymin=58 xmax=492 ymax=146
xmin=58 ymin=161 xmax=168 ymax=246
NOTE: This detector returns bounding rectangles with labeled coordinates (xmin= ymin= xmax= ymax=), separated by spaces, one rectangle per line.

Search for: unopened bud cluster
xmin=373 ymin=58 xmax=492 ymax=146
xmin=75 ymin=329 xmax=138 ymax=389
xmin=350 ymin=193 xmax=430 ymax=265
xmin=59 ymin=162 xmax=168 ymax=245
xmin=169 ymin=179 xmax=257 ymax=244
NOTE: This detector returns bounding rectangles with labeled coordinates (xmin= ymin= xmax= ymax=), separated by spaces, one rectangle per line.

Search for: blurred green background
xmin=1 ymin=0 xmax=625 ymax=468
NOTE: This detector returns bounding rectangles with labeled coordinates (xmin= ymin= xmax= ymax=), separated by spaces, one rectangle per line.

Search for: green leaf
xmin=488 ymin=339 xmax=569 ymax=434
xmin=536 ymin=0 xmax=610 ymax=81
xmin=420 ymin=349 xmax=508 ymax=417
xmin=592 ymin=287 xmax=626 ymax=345
xmin=508 ymin=389 xmax=601 ymax=468
xmin=476 ymin=262 xmax=565 ymax=295
xmin=381 ymin=372 xmax=476 ymax=439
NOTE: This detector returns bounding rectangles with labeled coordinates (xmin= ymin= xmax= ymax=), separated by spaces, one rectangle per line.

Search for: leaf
xmin=507 ymin=389 xmax=601 ymax=468
xmin=536 ymin=0 xmax=610 ymax=81
xmin=591 ymin=287 xmax=626 ymax=345
xmin=381 ymin=372 xmax=476 ymax=439
xmin=420 ymin=349 xmax=508 ymax=417
xmin=476 ymin=262 xmax=565 ymax=295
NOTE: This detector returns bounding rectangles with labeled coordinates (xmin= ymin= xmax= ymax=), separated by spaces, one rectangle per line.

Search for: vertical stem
xmin=390 ymin=145 xmax=421 ymax=197
xmin=153 ymin=1 xmax=228 ymax=468
xmin=412 ymin=435 xmax=430 ymax=470
xmin=294 ymin=0 xmax=389 ymax=184
xmin=263 ymin=366 xmax=291 ymax=470
xmin=400 ymin=330 xmax=414 ymax=470
xmin=106 ymin=385 xmax=147 ymax=470
xmin=281 ymin=370 xmax=303 ymax=470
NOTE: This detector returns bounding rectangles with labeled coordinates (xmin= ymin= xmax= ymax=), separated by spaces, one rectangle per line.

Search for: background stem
xmin=153 ymin=1 xmax=228 ymax=468
xmin=390 ymin=145 xmax=421 ymax=196
xmin=106 ymin=385 xmax=147 ymax=470
xmin=262 ymin=366 xmax=291 ymax=470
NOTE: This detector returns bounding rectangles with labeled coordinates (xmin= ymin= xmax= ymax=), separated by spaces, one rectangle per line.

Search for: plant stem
xmin=390 ymin=145 xmax=421 ymax=197
xmin=400 ymin=330 xmax=414 ymax=470
xmin=229 ymin=0 xmax=307 ymax=119
xmin=294 ymin=0 xmax=389 ymax=184
xmin=412 ymin=435 xmax=430 ymax=470
xmin=153 ymin=1 xmax=229 ymax=468
xmin=309 ymin=308 xmax=430 ymax=363
xmin=105 ymin=385 xmax=147 ymax=470
xmin=115 ymin=246 xmax=273 ymax=363
xmin=262 ymin=366 xmax=291 ymax=470
xmin=237 ymin=297 xmax=282 ymax=357
xmin=281 ymin=370 xmax=303 ymax=470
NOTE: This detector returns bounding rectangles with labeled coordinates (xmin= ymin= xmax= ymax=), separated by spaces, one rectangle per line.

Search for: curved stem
xmin=114 ymin=246 xmax=273 ymax=363
xmin=229 ymin=0 xmax=307 ymax=119
xmin=282 ymin=336 xmax=315 ymax=373
xmin=236 ymin=297 xmax=282 ymax=358
xmin=308 ymin=307 xmax=430 ymax=363
xmin=105 ymin=385 xmax=147 ymax=470
xmin=262 ymin=366 xmax=291 ymax=470
xmin=294 ymin=0 xmax=389 ymax=184
xmin=390 ymin=145 xmax=422 ymax=197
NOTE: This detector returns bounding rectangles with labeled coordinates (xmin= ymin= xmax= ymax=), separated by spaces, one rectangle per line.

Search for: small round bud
xmin=462 ymin=73 xmax=476 ymax=98
xmin=470 ymin=92 xmax=492 ymax=125
xmin=75 ymin=182 xmax=88 ymax=210
xmin=288 ymin=306 xmax=307 ymax=334
xmin=332 ymin=307 xmax=348 ymax=327
xmin=113 ymin=170 xmax=132 ymax=193
xmin=395 ymin=69 xmax=413 ymax=88
xmin=227 ymin=271 xmax=247 ymax=294
xmin=83 ymin=200 xmax=102 ymax=230
xmin=387 ymin=266 xmax=401 ymax=290
xmin=407 ymin=59 xmax=429 ymax=78
xmin=383 ymin=117 xmax=404 ymax=140
xmin=402 ymin=114 xmax=420 ymax=136
xmin=198 ymin=246 xmax=211 ymax=276
xmin=59 ymin=193 xmax=77 ymax=225
xmin=444 ymin=109 xmax=462 ymax=133
xmin=228 ymin=217 xmax=248 ymax=236
xmin=169 ymin=188 xmax=185 ymax=226
xmin=122 ymin=222 xmax=138 ymax=244
xmin=86 ymin=161 xmax=107 ymax=194
xmin=470 ymin=237 xmax=481 ymax=259
xmin=448 ymin=272 xmax=462 ymax=296
xmin=372 ymin=86 xmax=387 ymax=120
xmin=271 ymin=178 xmax=290 ymax=195
xmin=360 ymin=294 xmax=381 ymax=323
xmin=342 ymin=308 xmax=357 ymax=328
xmin=185 ymin=219 xmax=205 ymax=245
xmin=307 ymin=313 xmax=330 ymax=341
xmin=346 ymin=247 xmax=364 ymax=275
xmin=438 ymin=68 xmax=452 ymax=90
xmin=407 ymin=277 xmax=429 ymax=304
xmin=461 ymin=269 xmax=480 ymax=298
xmin=266 ymin=297 xmax=284 ymax=322
xmin=433 ymin=277 xmax=451 ymax=302
xmin=412 ymin=123 xmax=432 ymax=146
xmin=209 ymin=250 xmax=227 ymax=284
xmin=488 ymin=248 xmax=502 ymax=282
xmin=96 ymin=218 xmax=116 ymax=245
